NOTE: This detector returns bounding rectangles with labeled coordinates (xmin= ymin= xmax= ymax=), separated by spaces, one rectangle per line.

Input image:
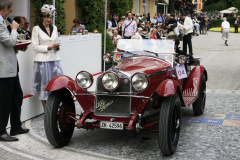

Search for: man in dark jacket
xmin=7 ymin=16 xmax=31 ymax=40
xmin=108 ymin=13 xmax=118 ymax=31
xmin=164 ymin=13 xmax=177 ymax=37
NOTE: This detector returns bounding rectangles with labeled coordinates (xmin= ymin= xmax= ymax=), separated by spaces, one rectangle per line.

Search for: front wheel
xmin=158 ymin=93 xmax=181 ymax=156
xmin=44 ymin=89 xmax=76 ymax=147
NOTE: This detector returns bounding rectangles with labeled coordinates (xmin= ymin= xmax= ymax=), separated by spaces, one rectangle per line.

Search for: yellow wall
xmin=132 ymin=0 xmax=157 ymax=21
xmin=64 ymin=0 xmax=77 ymax=35
xmin=149 ymin=0 xmax=156 ymax=19
xmin=30 ymin=1 xmax=36 ymax=32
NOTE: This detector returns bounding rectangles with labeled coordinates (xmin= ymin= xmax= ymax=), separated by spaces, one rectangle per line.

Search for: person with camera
xmin=0 ymin=0 xmax=29 ymax=142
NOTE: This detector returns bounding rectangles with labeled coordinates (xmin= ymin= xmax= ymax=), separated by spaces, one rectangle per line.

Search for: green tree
xmin=168 ymin=0 xmax=194 ymax=14
xmin=203 ymin=0 xmax=240 ymax=12
xmin=110 ymin=0 xmax=133 ymax=20
xmin=31 ymin=0 xmax=66 ymax=34
xmin=77 ymin=0 xmax=114 ymax=63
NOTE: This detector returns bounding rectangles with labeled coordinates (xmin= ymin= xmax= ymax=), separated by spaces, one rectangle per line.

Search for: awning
xmin=220 ymin=7 xmax=238 ymax=14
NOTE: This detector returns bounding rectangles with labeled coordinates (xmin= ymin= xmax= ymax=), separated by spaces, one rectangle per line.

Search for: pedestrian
xmin=182 ymin=13 xmax=193 ymax=55
xmin=157 ymin=13 xmax=162 ymax=23
xmin=108 ymin=13 xmax=118 ymax=31
xmin=165 ymin=13 xmax=177 ymax=37
xmin=112 ymin=29 xmax=121 ymax=44
xmin=149 ymin=28 xmax=157 ymax=39
xmin=221 ymin=17 xmax=230 ymax=46
xmin=198 ymin=15 xmax=203 ymax=34
xmin=207 ymin=16 xmax=211 ymax=31
xmin=71 ymin=18 xmax=85 ymax=33
xmin=22 ymin=17 xmax=31 ymax=39
xmin=156 ymin=26 xmax=161 ymax=39
xmin=203 ymin=15 xmax=208 ymax=35
xmin=234 ymin=17 xmax=239 ymax=33
xmin=117 ymin=16 xmax=125 ymax=36
xmin=147 ymin=13 xmax=151 ymax=22
xmin=31 ymin=4 xmax=63 ymax=110
xmin=121 ymin=12 xmax=137 ymax=39
xmin=0 ymin=0 xmax=30 ymax=142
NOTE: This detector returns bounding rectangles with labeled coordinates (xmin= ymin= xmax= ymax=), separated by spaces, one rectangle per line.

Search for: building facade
xmin=192 ymin=0 xmax=207 ymax=13
xmin=11 ymin=0 xmax=170 ymax=35
xmin=132 ymin=0 xmax=169 ymax=17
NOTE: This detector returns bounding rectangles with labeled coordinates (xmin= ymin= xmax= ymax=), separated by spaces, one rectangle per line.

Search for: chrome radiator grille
xmin=95 ymin=72 xmax=131 ymax=117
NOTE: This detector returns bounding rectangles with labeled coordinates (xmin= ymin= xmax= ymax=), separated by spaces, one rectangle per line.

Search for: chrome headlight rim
xmin=101 ymin=72 xmax=119 ymax=91
xmin=131 ymin=72 xmax=150 ymax=92
xmin=178 ymin=55 xmax=187 ymax=65
xmin=103 ymin=53 xmax=112 ymax=63
xmin=75 ymin=71 xmax=93 ymax=89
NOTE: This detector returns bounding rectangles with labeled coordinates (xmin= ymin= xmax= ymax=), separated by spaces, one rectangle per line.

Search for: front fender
xmin=156 ymin=79 xmax=178 ymax=97
xmin=45 ymin=75 xmax=83 ymax=93
xmin=45 ymin=75 xmax=93 ymax=110
xmin=183 ymin=65 xmax=207 ymax=97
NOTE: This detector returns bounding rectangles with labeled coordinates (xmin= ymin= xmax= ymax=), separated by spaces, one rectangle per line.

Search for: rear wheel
xmin=192 ymin=74 xmax=206 ymax=115
xmin=158 ymin=93 xmax=181 ymax=156
xmin=44 ymin=89 xmax=75 ymax=147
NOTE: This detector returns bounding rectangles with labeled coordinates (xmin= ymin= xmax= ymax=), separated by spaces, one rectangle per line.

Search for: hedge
xmin=211 ymin=19 xmax=223 ymax=27
xmin=227 ymin=17 xmax=236 ymax=25
xmin=211 ymin=17 xmax=237 ymax=27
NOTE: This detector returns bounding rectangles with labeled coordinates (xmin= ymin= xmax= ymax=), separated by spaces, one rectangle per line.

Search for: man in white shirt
xmin=221 ymin=17 xmax=230 ymax=46
xmin=182 ymin=13 xmax=193 ymax=55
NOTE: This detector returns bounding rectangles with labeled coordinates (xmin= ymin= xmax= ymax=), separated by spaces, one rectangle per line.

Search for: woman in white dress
xmin=31 ymin=4 xmax=63 ymax=110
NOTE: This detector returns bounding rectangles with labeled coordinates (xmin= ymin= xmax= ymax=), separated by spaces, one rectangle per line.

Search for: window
xmin=143 ymin=0 xmax=148 ymax=15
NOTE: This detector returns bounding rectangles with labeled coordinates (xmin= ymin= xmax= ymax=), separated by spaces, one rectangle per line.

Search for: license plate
xmin=100 ymin=122 xmax=123 ymax=130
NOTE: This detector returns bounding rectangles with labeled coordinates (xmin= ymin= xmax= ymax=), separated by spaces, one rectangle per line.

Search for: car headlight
xmin=76 ymin=71 xmax=93 ymax=89
xmin=103 ymin=53 xmax=112 ymax=63
xmin=102 ymin=72 xmax=119 ymax=91
xmin=131 ymin=73 xmax=149 ymax=91
xmin=178 ymin=55 xmax=187 ymax=65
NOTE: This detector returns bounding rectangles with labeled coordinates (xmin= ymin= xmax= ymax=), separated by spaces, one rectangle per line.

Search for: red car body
xmin=44 ymin=39 xmax=207 ymax=156
xmin=46 ymin=56 xmax=207 ymax=129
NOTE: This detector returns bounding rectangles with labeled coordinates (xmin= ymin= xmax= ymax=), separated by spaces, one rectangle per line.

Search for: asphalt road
xmin=1 ymin=31 xmax=240 ymax=160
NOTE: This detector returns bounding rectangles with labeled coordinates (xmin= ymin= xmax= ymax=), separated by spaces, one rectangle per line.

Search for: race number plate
xmin=176 ymin=64 xmax=188 ymax=79
xmin=100 ymin=122 xmax=124 ymax=130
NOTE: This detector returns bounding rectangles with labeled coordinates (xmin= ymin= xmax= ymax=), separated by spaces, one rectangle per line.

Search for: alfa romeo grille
xmin=95 ymin=72 xmax=131 ymax=117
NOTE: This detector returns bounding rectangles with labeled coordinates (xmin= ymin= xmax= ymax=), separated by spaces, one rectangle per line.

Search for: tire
xmin=158 ymin=93 xmax=181 ymax=156
xmin=192 ymin=74 xmax=206 ymax=115
xmin=44 ymin=89 xmax=75 ymax=147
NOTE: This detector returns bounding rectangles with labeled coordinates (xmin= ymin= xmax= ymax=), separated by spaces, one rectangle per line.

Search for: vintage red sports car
xmin=44 ymin=39 xmax=207 ymax=156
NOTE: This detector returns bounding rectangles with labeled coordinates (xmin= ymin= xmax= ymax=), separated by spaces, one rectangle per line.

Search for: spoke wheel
xmin=192 ymin=74 xmax=206 ymax=115
xmin=44 ymin=89 xmax=75 ymax=147
xmin=158 ymin=93 xmax=181 ymax=156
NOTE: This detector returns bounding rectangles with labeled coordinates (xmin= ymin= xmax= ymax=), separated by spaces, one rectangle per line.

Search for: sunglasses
xmin=24 ymin=22 xmax=29 ymax=25
xmin=122 ymin=18 xmax=125 ymax=19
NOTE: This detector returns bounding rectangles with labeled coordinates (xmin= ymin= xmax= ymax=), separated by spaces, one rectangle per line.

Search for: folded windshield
xmin=117 ymin=39 xmax=175 ymax=54
xmin=116 ymin=39 xmax=175 ymax=65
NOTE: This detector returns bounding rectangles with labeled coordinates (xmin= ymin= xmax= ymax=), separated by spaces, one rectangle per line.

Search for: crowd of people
xmin=106 ymin=11 xmax=213 ymax=44
xmin=104 ymin=11 xmax=218 ymax=59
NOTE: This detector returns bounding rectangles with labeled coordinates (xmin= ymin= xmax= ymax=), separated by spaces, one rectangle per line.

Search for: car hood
xmin=116 ymin=56 xmax=172 ymax=76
